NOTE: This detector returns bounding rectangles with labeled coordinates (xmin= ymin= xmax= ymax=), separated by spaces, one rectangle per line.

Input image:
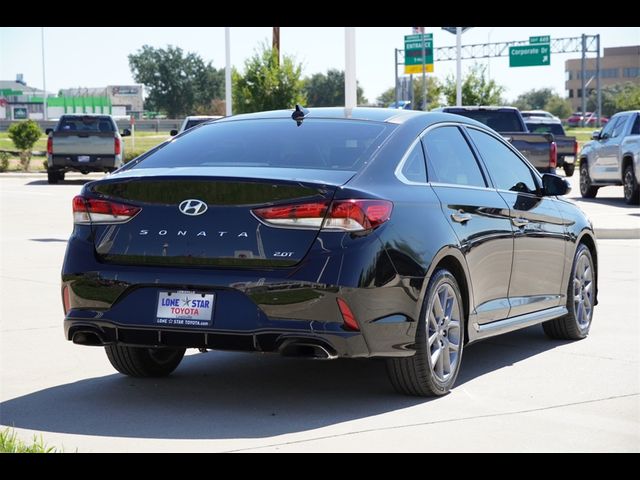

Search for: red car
xmin=566 ymin=112 xmax=609 ymax=127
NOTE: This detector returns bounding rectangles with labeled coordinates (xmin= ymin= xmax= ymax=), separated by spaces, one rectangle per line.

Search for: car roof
xmin=218 ymin=107 xmax=429 ymax=124
xmin=433 ymin=106 xmax=519 ymax=112
xmin=185 ymin=115 xmax=223 ymax=120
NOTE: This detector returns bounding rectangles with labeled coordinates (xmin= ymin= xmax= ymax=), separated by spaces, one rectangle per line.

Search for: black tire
xmin=563 ymin=163 xmax=575 ymax=177
xmin=47 ymin=168 xmax=59 ymax=184
xmin=623 ymin=164 xmax=640 ymax=205
xmin=386 ymin=269 xmax=465 ymax=397
xmin=543 ymin=244 xmax=595 ymax=340
xmin=105 ymin=345 xmax=185 ymax=377
xmin=579 ymin=161 xmax=599 ymax=198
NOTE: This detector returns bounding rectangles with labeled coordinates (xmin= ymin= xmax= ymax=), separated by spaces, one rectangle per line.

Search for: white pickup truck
xmin=45 ymin=114 xmax=130 ymax=184
xmin=579 ymin=110 xmax=640 ymax=205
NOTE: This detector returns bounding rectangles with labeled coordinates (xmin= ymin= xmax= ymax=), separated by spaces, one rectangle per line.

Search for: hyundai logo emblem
xmin=178 ymin=199 xmax=208 ymax=216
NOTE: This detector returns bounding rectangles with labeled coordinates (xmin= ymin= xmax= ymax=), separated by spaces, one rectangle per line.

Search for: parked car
xmin=579 ymin=110 xmax=640 ymax=204
xmin=566 ymin=112 xmax=609 ymax=128
xmin=63 ymin=107 xmax=598 ymax=397
xmin=521 ymin=110 xmax=560 ymax=121
xmin=45 ymin=114 xmax=130 ymax=184
xmin=435 ymin=106 xmax=558 ymax=174
xmin=388 ymin=100 xmax=412 ymax=110
xmin=525 ymin=116 xmax=579 ymax=176
xmin=170 ymin=115 xmax=223 ymax=136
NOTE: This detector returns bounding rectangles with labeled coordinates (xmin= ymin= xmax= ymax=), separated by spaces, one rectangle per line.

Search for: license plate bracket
xmin=156 ymin=290 xmax=215 ymax=327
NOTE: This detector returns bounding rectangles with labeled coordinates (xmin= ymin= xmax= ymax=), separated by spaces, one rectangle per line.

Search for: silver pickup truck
xmin=45 ymin=114 xmax=130 ymax=184
xmin=579 ymin=110 xmax=640 ymax=204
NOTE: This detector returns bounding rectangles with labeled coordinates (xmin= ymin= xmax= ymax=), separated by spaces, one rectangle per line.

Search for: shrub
xmin=7 ymin=120 xmax=42 ymax=171
xmin=0 ymin=151 xmax=9 ymax=172
xmin=124 ymin=150 xmax=146 ymax=163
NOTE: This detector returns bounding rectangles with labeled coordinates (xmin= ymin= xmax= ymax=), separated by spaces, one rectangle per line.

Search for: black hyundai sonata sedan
xmin=62 ymin=107 xmax=598 ymax=396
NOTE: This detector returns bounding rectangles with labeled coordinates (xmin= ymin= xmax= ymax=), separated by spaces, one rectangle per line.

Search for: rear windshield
xmin=525 ymin=122 xmax=565 ymax=136
xmin=57 ymin=116 xmax=115 ymax=132
xmin=445 ymin=109 xmax=522 ymax=132
xmin=184 ymin=119 xmax=212 ymax=130
xmin=132 ymin=118 xmax=394 ymax=171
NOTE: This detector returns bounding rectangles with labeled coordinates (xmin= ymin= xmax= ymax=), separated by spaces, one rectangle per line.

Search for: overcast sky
xmin=1 ymin=26 xmax=638 ymax=105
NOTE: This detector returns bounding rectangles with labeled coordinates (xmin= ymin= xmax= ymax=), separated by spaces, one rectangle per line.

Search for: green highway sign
xmin=509 ymin=44 xmax=551 ymax=67
xmin=404 ymin=33 xmax=434 ymax=74
xmin=530 ymin=35 xmax=550 ymax=44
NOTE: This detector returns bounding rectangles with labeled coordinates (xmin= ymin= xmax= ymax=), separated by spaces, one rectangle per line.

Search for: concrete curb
xmin=595 ymin=228 xmax=640 ymax=240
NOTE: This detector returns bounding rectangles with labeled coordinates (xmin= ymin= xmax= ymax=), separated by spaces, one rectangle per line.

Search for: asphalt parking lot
xmin=0 ymin=173 xmax=638 ymax=452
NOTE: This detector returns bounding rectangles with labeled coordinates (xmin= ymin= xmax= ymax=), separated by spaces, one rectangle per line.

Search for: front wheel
xmin=623 ymin=164 xmax=639 ymax=205
xmin=543 ymin=243 xmax=595 ymax=340
xmin=580 ymin=161 xmax=599 ymax=198
xmin=563 ymin=163 xmax=575 ymax=177
xmin=386 ymin=269 xmax=465 ymax=396
xmin=105 ymin=345 xmax=185 ymax=377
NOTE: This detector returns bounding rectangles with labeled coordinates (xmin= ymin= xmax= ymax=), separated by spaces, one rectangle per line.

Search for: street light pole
xmin=225 ymin=27 xmax=232 ymax=116
xmin=41 ymin=27 xmax=47 ymax=121
xmin=456 ymin=27 xmax=462 ymax=106
xmin=345 ymin=27 xmax=357 ymax=109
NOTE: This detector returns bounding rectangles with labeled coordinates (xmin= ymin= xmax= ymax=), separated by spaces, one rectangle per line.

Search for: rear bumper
xmin=49 ymin=154 xmax=120 ymax=171
xmin=62 ymin=232 xmax=422 ymax=359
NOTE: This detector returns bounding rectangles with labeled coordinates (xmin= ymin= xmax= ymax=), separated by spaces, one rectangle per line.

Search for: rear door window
xmin=58 ymin=116 xmax=115 ymax=132
xmin=422 ymin=126 xmax=487 ymax=187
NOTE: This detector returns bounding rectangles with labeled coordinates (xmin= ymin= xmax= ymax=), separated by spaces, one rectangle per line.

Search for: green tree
xmin=442 ymin=64 xmax=504 ymax=106
xmin=233 ymin=43 xmax=306 ymax=114
xmin=376 ymin=76 xmax=441 ymax=110
xmin=512 ymin=88 xmax=555 ymax=111
xmin=544 ymin=95 xmax=573 ymax=119
xmin=588 ymin=82 xmax=640 ymax=116
xmin=8 ymin=120 xmax=41 ymax=171
xmin=304 ymin=69 xmax=367 ymax=107
xmin=128 ymin=45 xmax=224 ymax=118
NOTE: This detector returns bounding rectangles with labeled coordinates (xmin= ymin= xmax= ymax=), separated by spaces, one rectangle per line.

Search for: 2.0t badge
xmin=178 ymin=199 xmax=208 ymax=216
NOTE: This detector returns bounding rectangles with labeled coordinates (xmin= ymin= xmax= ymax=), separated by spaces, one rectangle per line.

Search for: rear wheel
xmin=105 ymin=345 xmax=185 ymax=377
xmin=623 ymin=164 xmax=639 ymax=205
xmin=563 ymin=163 xmax=575 ymax=177
xmin=543 ymin=244 xmax=595 ymax=340
xmin=47 ymin=168 xmax=60 ymax=184
xmin=386 ymin=269 xmax=464 ymax=396
xmin=580 ymin=161 xmax=599 ymax=198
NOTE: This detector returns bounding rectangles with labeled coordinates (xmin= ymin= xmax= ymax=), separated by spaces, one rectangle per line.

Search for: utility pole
xmin=273 ymin=27 xmax=280 ymax=67
xmin=456 ymin=27 xmax=462 ymax=106
xmin=225 ymin=27 xmax=232 ymax=116
xmin=345 ymin=27 xmax=357 ymax=109
xmin=41 ymin=27 xmax=47 ymax=121
xmin=581 ymin=33 xmax=586 ymax=126
xmin=394 ymin=48 xmax=400 ymax=105
xmin=596 ymin=34 xmax=601 ymax=127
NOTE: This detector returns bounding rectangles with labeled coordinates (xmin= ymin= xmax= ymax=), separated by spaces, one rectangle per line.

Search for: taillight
xmin=47 ymin=136 xmax=53 ymax=155
xmin=72 ymin=195 xmax=141 ymax=224
xmin=574 ymin=140 xmax=579 ymax=156
xmin=549 ymin=141 xmax=557 ymax=168
xmin=114 ymin=137 xmax=121 ymax=155
xmin=252 ymin=199 xmax=393 ymax=232
xmin=337 ymin=298 xmax=359 ymax=331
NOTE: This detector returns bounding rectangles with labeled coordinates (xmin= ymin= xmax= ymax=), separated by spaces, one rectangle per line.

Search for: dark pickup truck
xmin=525 ymin=117 xmax=578 ymax=177
xmin=436 ymin=106 xmax=557 ymax=174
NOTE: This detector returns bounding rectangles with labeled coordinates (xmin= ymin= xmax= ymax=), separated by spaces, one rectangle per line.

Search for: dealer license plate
xmin=156 ymin=291 xmax=214 ymax=327
xmin=78 ymin=155 xmax=90 ymax=163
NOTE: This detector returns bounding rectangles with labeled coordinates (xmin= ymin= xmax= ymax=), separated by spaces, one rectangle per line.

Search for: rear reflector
xmin=73 ymin=195 xmax=141 ymax=224
xmin=253 ymin=199 xmax=392 ymax=232
xmin=337 ymin=298 xmax=359 ymax=331
xmin=62 ymin=285 xmax=71 ymax=315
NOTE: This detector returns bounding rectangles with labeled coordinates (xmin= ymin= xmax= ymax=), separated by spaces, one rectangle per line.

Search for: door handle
xmin=451 ymin=211 xmax=472 ymax=224
xmin=512 ymin=217 xmax=529 ymax=227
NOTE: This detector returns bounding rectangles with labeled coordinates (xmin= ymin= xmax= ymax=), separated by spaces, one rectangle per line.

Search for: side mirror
xmin=121 ymin=128 xmax=131 ymax=137
xmin=542 ymin=173 xmax=571 ymax=196
xmin=591 ymin=130 xmax=601 ymax=140
xmin=170 ymin=129 xmax=178 ymax=136
xmin=45 ymin=128 xmax=53 ymax=135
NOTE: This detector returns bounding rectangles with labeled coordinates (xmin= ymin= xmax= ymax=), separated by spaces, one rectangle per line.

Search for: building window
xmin=565 ymin=70 xmax=573 ymax=81
xmin=623 ymin=67 xmax=640 ymax=78
xmin=577 ymin=89 xmax=582 ymax=98
xmin=601 ymin=68 xmax=619 ymax=78
xmin=568 ymin=89 xmax=574 ymax=98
